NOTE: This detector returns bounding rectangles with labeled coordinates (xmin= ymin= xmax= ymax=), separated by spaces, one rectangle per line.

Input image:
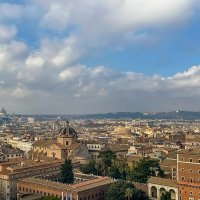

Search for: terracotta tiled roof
xmin=19 ymin=176 xmax=114 ymax=192
xmin=148 ymin=177 xmax=177 ymax=188
xmin=66 ymin=143 xmax=81 ymax=150
xmin=178 ymin=148 xmax=200 ymax=155
xmin=33 ymin=140 xmax=55 ymax=148
xmin=50 ymin=143 xmax=67 ymax=149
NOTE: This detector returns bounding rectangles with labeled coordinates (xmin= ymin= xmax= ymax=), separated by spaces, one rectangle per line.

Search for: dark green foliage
xmin=108 ymin=165 xmax=121 ymax=179
xmin=105 ymin=180 xmax=134 ymax=200
xmin=105 ymin=180 xmax=149 ymax=200
xmin=128 ymin=157 xmax=164 ymax=183
xmin=80 ymin=161 xmax=98 ymax=175
xmin=160 ymin=192 xmax=171 ymax=200
xmin=97 ymin=149 xmax=116 ymax=175
xmin=42 ymin=197 xmax=59 ymax=200
xmin=132 ymin=189 xmax=150 ymax=200
xmin=98 ymin=149 xmax=116 ymax=167
xmin=60 ymin=159 xmax=74 ymax=184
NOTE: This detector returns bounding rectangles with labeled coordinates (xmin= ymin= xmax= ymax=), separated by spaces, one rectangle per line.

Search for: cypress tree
xmin=61 ymin=159 xmax=74 ymax=184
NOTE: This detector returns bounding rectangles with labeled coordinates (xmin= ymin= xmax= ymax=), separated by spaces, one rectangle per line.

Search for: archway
xmin=151 ymin=186 xmax=158 ymax=198
xmin=169 ymin=189 xmax=176 ymax=200
xmin=160 ymin=188 xmax=166 ymax=198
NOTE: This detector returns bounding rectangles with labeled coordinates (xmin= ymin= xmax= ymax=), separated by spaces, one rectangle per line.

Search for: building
xmin=128 ymin=144 xmax=152 ymax=155
xmin=148 ymin=177 xmax=178 ymax=200
xmin=0 ymin=108 xmax=7 ymax=117
xmin=17 ymin=175 xmax=114 ymax=200
xmin=28 ymin=118 xmax=35 ymax=124
xmin=160 ymin=159 xmax=177 ymax=180
xmin=7 ymin=137 xmax=33 ymax=153
xmin=0 ymin=144 xmax=24 ymax=160
xmin=86 ymin=141 xmax=106 ymax=160
xmin=177 ymin=149 xmax=200 ymax=200
xmin=29 ymin=121 xmax=91 ymax=165
xmin=0 ymin=157 xmax=77 ymax=200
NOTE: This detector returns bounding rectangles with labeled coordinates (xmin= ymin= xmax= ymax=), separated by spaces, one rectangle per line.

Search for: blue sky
xmin=0 ymin=0 xmax=200 ymax=114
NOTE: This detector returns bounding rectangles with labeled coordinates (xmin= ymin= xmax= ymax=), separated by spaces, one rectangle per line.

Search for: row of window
xmin=11 ymin=166 xmax=60 ymax=179
xmin=181 ymin=168 xmax=200 ymax=173
xmin=180 ymin=190 xmax=200 ymax=196
xmin=19 ymin=186 xmax=105 ymax=200
xmin=19 ymin=187 xmax=72 ymax=200
xmin=80 ymin=191 xmax=105 ymax=200
xmin=181 ymin=176 xmax=200 ymax=182
xmin=180 ymin=157 xmax=200 ymax=163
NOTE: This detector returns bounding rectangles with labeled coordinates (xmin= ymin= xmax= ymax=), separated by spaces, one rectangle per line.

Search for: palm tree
xmin=125 ymin=188 xmax=133 ymax=200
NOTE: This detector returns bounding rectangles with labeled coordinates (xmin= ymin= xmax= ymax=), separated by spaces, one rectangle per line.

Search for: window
xmin=190 ymin=191 xmax=193 ymax=195
xmin=181 ymin=168 xmax=184 ymax=172
xmin=189 ymin=158 xmax=193 ymax=162
xmin=190 ymin=177 xmax=193 ymax=182
xmin=181 ymin=176 xmax=185 ymax=180
xmin=198 ymin=170 xmax=200 ymax=174
xmin=190 ymin=169 xmax=193 ymax=173
xmin=181 ymin=157 xmax=184 ymax=161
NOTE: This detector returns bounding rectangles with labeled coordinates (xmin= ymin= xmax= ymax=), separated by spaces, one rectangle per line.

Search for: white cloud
xmin=34 ymin=0 xmax=197 ymax=45
xmin=0 ymin=0 xmax=200 ymax=113
xmin=11 ymin=85 xmax=30 ymax=98
xmin=0 ymin=3 xmax=23 ymax=21
xmin=0 ymin=25 xmax=17 ymax=42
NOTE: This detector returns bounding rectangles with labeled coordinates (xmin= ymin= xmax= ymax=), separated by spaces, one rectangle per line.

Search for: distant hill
xmin=71 ymin=111 xmax=200 ymax=120
xmin=18 ymin=111 xmax=200 ymax=121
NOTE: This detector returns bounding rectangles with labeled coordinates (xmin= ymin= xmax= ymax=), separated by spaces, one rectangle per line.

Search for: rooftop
xmin=19 ymin=175 xmax=114 ymax=192
xmin=148 ymin=177 xmax=177 ymax=188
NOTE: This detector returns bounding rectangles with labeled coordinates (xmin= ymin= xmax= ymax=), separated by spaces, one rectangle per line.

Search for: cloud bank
xmin=0 ymin=0 xmax=199 ymax=114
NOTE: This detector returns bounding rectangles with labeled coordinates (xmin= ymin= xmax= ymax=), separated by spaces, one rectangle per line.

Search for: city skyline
xmin=0 ymin=0 xmax=200 ymax=114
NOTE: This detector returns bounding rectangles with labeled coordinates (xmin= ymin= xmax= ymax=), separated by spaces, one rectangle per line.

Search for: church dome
xmin=0 ymin=108 xmax=6 ymax=115
xmin=112 ymin=126 xmax=132 ymax=135
xmin=58 ymin=121 xmax=77 ymax=137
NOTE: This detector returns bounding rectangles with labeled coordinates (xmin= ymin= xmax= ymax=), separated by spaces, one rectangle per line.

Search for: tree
xmin=125 ymin=188 xmax=133 ymax=200
xmin=60 ymin=159 xmax=74 ymax=184
xmin=80 ymin=161 xmax=98 ymax=175
xmin=132 ymin=189 xmax=150 ymax=200
xmin=97 ymin=149 xmax=116 ymax=175
xmin=160 ymin=192 xmax=171 ymax=200
xmin=108 ymin=164 xmax=121 ymax=179
xmin=128 ymin=157 xmax=164 ymax=183
xmin=42 ymin=197 xmax=59 ymax=200
xmin=105 ymin=180 xmax=134 ymax=200
xmin=105 ymin=180 xmax=149 ymax=200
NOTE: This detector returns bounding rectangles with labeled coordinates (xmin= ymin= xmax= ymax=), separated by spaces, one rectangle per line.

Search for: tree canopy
xmin=42 ymin=197 xmax=59 ymax=200
xmin=105 ymin=180 xmax=149 ymax=200
xmin=80 ymin=161 xmax=98 ymax=175
xmin=97 ymin=149 xmax=116 ymax=175
xmin=128 ymin=157 xmax=164 ymax=183
xmin=60 ymin=159 xmax=74 ymax=184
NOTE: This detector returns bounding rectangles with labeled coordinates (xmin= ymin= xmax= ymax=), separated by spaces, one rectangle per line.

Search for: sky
xmin=0 ymin=0 xmax=200 ymax=114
